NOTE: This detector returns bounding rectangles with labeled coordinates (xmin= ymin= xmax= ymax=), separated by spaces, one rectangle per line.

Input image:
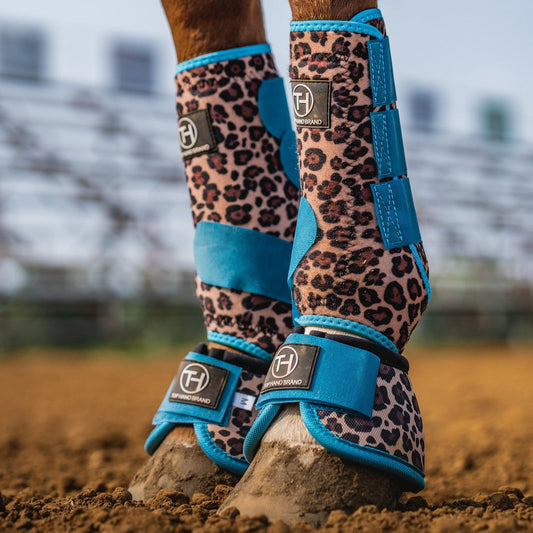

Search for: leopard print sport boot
xmin=221 ymin=8 xmax=430 ymax=525
xmin=129 ymin=43 xmax=300 ymax=500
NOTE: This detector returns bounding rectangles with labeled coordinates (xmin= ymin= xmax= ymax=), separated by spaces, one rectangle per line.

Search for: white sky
xmin=1 ymin=0 xmax=532 ymax=141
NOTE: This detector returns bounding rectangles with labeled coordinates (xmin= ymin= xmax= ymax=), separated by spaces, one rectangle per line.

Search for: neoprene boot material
xmin=245 ymin=9 xmax=430 ymax=491
xmin=144 ymin=44 xmax=300 ymax=473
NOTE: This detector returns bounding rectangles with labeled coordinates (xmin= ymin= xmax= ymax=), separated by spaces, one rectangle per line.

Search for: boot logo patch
xmin=263 ymin=343 xmax=320 ymax=391
xmin=291 ymin=80 xmax=331 ymax=129
xmin=170 ymin=360 xmax=229 ymax=410
xmin=178 ymin=109 xmax=217 ymax=159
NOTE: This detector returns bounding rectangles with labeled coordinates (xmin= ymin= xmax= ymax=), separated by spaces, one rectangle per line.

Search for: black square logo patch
xmin=262 ymin=343 xmax=320 ymax=392
xmin=291 ymin=80 xmax=331 ymax=129
xmin=169 ymin=360 xmax=229 ymax=410
xmin=178 ymin=109 xmax=217 ymax=159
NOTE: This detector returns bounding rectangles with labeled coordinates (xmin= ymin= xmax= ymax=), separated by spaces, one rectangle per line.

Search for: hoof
xmin=219 ymin=405 xmax=401 ymax=526
xmin=128 ymin=425 xmax=239 ymax=501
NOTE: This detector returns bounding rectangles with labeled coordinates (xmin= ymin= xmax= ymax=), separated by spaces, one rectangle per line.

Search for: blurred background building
xmin=0 ymin=0 xmax=531 ymax=349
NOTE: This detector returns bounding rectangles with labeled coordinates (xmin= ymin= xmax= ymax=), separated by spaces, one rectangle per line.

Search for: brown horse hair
xmin=289 ymin=0 xmax=378 ymax=21
xmin=161 ymin=0 xmax=266 ymax=62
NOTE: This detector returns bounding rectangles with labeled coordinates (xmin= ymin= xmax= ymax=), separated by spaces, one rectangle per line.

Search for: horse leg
xmin=160 ymin=0 xmax=266 ymax=62
xmin=221 ymin=0 xmax=430 ymax=525
xmin=128 ymin=0 xmax=301 ymax=501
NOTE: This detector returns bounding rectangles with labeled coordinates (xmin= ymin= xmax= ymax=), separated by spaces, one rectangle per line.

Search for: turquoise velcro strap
xmin=368 ymin=37 xmax=396 ymax=107
xmin=371 ymin=178 xmax=422 ymax=249
xmin=256 ymin=333 xmax=380 ymax=418
xmin=370 ymin=109 xmax=407 ymax=179
xmin=152 ymin=352 xmax=242 ymax=428
xmin=194 ymin=221 xmax=293 ymax=303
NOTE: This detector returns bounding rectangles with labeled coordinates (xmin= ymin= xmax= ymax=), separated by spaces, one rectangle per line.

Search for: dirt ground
xmin=1 ymin=343 xmax=533 ymax=532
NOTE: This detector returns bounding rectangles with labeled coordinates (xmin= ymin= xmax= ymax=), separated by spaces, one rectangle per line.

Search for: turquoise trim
xmin=194 ymin=423 xmax=248 ymax=475
xmin=351 ymin=8 xmax=383 ymax=24
xmin=288 ymin=197 xmax=318 ymax=320
xmin=256 ymin=334 xmax=380 ymax=417
xmin=370 ymin=109 xmax=407 ymax=180
xmin=175 ymin=43 xmax=271 ymax=74
xmin=243 ymin=404 xmax=280 ymax=462
xmin=152 ymin=352 xmax=241 ymax=428
xmin=194 ymin=222 xmax=292 ymax=304
xmin=258 ymin=77 xmax=292 ymax=139
xmin=207 ymin=332 xmax=273 ymax=362
xmin=296 ymin=315 xmax=399 ymax=352
xmin=368 ymin=37 xmax=396 ymax=107
xmin=290 ymin=20 xmax=383 ymax=40
xmin=145 ymin=421 xmax=175 ymax=455
xmin=300 ymin=403 xmax=425 ymax=492
xmin=371 ymin=178 xmax=422 ymax=250
xmin=410 ymin=244 xmax=432 ymax=303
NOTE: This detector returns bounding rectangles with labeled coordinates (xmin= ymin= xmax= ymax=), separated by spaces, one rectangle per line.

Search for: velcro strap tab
xmin=371 ymin=178 xmax=422 ymax=249
xmin=194 ymin=221 xmax=293 ymax=303
xmin=368 ymin=37 xmax=397 ymax=107
xmin=371 ymin=109 xmax=407 ymax=179
xmin=152 ymin=352 xmax=242 ymax=427
xmin=256 ymin=333 xmax=380 ymax=418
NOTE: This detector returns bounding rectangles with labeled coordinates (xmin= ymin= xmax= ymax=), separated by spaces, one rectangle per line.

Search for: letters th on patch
xmin=262 ymin=343 xmax=320 ymax=391
xmin=169 ymin=360 xmax=229 ymax=410
xmin=178 ymin=109 xmax=217 ymax=159
xmin=291 ymin=80 xmax=331 ymax=129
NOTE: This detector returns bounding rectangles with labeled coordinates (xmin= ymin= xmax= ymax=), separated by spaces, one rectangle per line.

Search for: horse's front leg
xmin=129 ymin=0 xmax=301 ymax=500
xmin=161 ymin=0 xmax=266 ymax=61
xmin=222 ymin=0 xmax=431 ymax=525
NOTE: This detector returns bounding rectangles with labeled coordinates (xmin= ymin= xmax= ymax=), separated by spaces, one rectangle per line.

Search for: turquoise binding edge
xmin=194 ymin=422 xmax=248 ymax=475
xmin=290 ymin=20 xmax=383 ymax=40
xmin=145 ymin=421 xmax=175 ymax=455
xmin=243 ymin=404 xmax=281 ymax=462
xmin=207 ymin=332 xmax=274 ymax=362
xmin=176 ymin=43 xmax=271 ymax=74
xmin=410 ymin=243 xmax=432 ymax=302
xmin=296 ymin=315 xmax=399 ymax=352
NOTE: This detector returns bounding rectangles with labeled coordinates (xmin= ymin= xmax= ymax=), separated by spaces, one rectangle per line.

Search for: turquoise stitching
xmin=374 ymin=183 xmax=402 ymax=246
xmin=207 ymin=332 xmax=273 ymax=361
xmin=371 ymin=112 xmax=391 ymax=177
xmin=290 ymin=21 xmax=383 ymax=40
xmin=194 ymin=423 xmax=248 ymax=475
xmin=176 ymin=43 xmax=271 ymax=74
xmin=368 ymin=40 xmax=385 ymax=106
xmin=410 ymin=244 xmax=432 ymax=303
xmin=299 ymin=403 xmax=425 ymax=491
xmin=297 ymin=315 xmax=398 ymax=352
